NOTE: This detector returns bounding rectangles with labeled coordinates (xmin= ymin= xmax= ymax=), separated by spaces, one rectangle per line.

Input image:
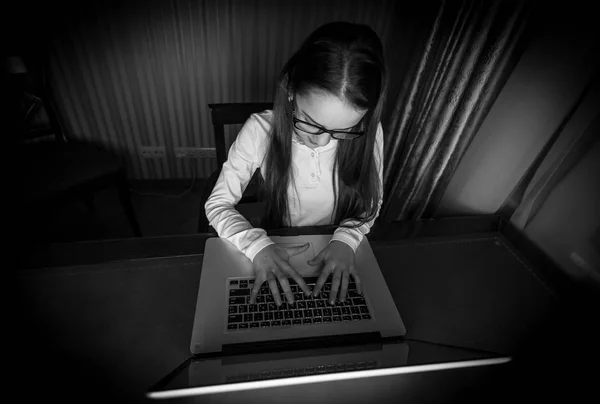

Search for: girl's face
xmin=294 ymin=90 xmax=367 ymax=148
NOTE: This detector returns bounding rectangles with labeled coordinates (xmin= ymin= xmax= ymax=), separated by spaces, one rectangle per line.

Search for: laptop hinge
xmin=221 ymin=332 xmax=383 ymax=356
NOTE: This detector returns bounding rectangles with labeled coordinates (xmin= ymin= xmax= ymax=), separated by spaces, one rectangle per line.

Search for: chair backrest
xmin=208 ymin=102 xmax=273 ymax=168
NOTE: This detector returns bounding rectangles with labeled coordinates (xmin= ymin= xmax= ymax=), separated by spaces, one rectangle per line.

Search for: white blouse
xmin=205 ymin=110 xmax=383 ymax=262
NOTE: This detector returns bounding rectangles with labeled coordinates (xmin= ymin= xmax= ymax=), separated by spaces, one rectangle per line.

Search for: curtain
xmin=37 ymin=0 xmax=396 ymax=180
xmin=381 ymin=0 xmax=532 ymax=222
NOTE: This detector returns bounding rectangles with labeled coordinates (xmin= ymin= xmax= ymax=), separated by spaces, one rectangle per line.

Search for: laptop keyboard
xmin=226 ymin=276 xmax=372 ymax=332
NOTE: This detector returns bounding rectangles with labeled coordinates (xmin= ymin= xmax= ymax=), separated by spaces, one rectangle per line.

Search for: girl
xmin=205 ymin=21 xmax=386 ymax=309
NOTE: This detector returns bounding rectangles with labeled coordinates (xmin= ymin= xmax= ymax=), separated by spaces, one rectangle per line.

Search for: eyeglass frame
xmin=291 ymin=105 xmax=366 ymax=140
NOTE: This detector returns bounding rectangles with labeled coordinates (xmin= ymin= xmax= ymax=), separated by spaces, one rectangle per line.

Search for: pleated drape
xmin=381 ymin=0 xmax=532 ymax=221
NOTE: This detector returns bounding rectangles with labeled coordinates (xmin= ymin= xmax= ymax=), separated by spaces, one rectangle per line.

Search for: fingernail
xmin=330 ymin=300 xmax=334 ymax=305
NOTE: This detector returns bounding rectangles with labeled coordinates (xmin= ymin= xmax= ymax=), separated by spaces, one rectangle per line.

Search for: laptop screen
xmin=148 ymin=339 xmax=510 ymax=399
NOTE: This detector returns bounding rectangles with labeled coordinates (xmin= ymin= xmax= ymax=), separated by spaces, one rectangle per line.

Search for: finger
xmin=339 ymin=272 xmax=349 ymax=303
xmin=351 ymin=268 xmax=363 ymax=295
xmin=249 ymin=274 xmax=264 ymax=304
xmin=312 ymin=264 xmax=333 ymax=297
xmin=277 ymin=259 xmax=311 ymax=296
xmin=266 ymin=272 xmax=282 ymax=306
xmin=277 ymin=275 xmax=294 ymax=304
xmin=307 ymin=249 xmax=325 ymax=267
xmin=329 ymin=268 xmax=342 ymax=305
xmin=285 ymin=243 xmax=310 ymax=257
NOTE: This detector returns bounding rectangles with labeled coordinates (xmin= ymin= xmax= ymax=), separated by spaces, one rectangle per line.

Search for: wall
xmin=437 ymin=3 xmax=599 ymax=215
xmin=36 ymin=0 xmax=397 ymax=179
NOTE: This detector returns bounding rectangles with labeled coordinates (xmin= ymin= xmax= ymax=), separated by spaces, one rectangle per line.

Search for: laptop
xmin=147 ymin=234 xmax=511 ymax=399
xmin=190 ymin=234 xmax=406 ymax=355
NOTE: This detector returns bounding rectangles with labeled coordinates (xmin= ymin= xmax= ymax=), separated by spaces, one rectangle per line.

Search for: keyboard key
xmin=360 ymin=306 xmax=369 ymax=314
xmin=352 ymin=314 xmax=361 ymax=321
xmin=351 ymin=306 xmax=360 ymax=314
xmin=297 ymin=301 xmax=306 ymax=309
xmin=288 ymin=302 xmax=297 ymax=310
xmin=292 ymin=319 xmax=302 ymax=325
xmin=344 ymin=300 xmax=353 ymax=306
xmin=333 ymin=316 xmax=342 ymax=322
xmin=282 ymin=320 xmax=292 ymax=326
xmin=249 ymin=279 xmax=255 ymax=284
xmin=228 ymin=314 xmax=242 ymax=323
xmin=291 ymin=285 xmax=299 ymax=293
xmin=343 ymin=315 xmax=352 ymax=321
xmin=230 ymin=280 xmax=239 ymax=286
xmin=229 ymin=306 xmax=238 ymax=314
xmin=259 ymin=303 xmax=268 ymax=312
xmin=332 ymin=308 xmax=341 ymax=316
xmin=362 ymin=314 xmax=372 ymax=320
xmin=342 ymin=307 xmax=350 ymax=315
xmin=260 ymin=286 xmax=269 ymax=295
xmin=323 ymin=317 xmax=332 ymax=323
xmin=271 ymin=320 xmax=281 ymax=327
xmin=265 ymin=312 xmax=274 ymax=320
xmin=307 ymin=301 xmax=316 ymax=308
xmin=294 ymin=293 xmax=304 ymax=301
xmin=313 ymin=317 xmax=322 ymax=324
xmin=250 ymin=322 xmax=259 ymax=328
xmin=239 ymin=305 xmax=248 ymax=313
xmin=274 ymin=311 xmax=283 ymax=320
xmin=353 ymin=297 xmax=366 ymax=306
xmin=227 ymin=324 xmax=238 ymax=330
xmin=294 ymin=310 xmax=303 ymax=319
xmin=249 ymin=304 xmax=258 ymax=312
xmin=230 ymin=289 xmax=250 ymax=297
xmin=323 ymin=284 xmax=331 ymax=291
xmin=348 ymin=290 xmax=360 ymax=298
xmin=239 ymin=323 xmax=249 ymax=329
xmin=304 ymin=309 xmax=313 ymax=318
xmin=317 ymin=300 xmax=325 ymax=308
xmin=254 ymin=313 xmax=263 ymax=321
xmin=244 ymin=314 xmax=253 ymax=322
xmin=303 ymin=318 xmax=312 ymax=324
xmin=260 ymin=321 xmax=270 ymax=328
xmin=284 ymin=311 xmax=293 ymax=319
xmin=240 ymin=280 xmax=248 ymax=288
xmin=335 ymin=300 xmax=344 ymax=307
xmin=313 ymin=308 xmax=323 ymax=317
xmin=256 ymin=296 xmax=265 ymax=303
xmin=323 ymin=308 xmax=332 ymax=316
xmin=266 ymin=295 xmax=274 ymax=303
xmin=229 ymin=297 xmax=245 ymax=305
xmin=268 ymin=302 xmax=277 ymax=311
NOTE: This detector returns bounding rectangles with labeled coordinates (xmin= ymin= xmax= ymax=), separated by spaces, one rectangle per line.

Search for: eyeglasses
xmin=292 ymin=108 xmax=365 ymax=140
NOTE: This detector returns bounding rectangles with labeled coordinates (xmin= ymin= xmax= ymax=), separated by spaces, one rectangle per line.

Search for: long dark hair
xmin=262 ymin=21 xmax=387 ymax=229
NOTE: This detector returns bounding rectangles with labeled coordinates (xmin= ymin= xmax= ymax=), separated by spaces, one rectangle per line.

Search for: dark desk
xmin=13 ymin=216 xmax=598 ymax=403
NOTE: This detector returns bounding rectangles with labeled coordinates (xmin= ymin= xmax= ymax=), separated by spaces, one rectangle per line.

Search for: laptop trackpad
xmin=275 ymin=242 xmax=318 ymax=275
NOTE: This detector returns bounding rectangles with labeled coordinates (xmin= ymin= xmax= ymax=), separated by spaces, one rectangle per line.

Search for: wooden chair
xmin=197 ymin=102 xmax=273 ymax=232
xmin=10 ymin=55 xmax=142 ymax=241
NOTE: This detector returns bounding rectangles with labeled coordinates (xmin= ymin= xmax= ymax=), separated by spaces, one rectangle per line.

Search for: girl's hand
xmin=309 ymin=241 xmax=362 ymax=305
xmin=250 ymin=243 xmax=312 ymax=306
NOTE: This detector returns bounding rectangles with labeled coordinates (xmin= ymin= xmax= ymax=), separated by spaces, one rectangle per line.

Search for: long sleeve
xmin=330 ymin=122 xmax=384 ymax=251
xmin=204 ymin=115 xmax=274 ymax=262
